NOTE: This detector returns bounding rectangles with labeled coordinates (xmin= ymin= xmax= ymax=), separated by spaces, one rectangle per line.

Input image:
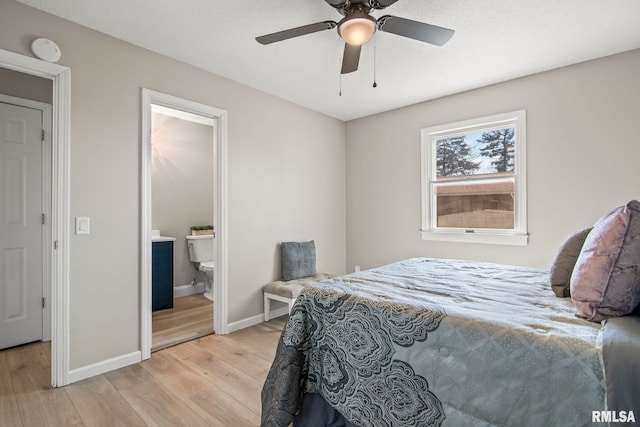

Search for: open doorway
xmin=140 ymin=89 xmax=228 ymax=360
xmin=0 ymin=48 xmax=71 ymax=387
xmin=150 ymin=105 xmax=215 ymax=351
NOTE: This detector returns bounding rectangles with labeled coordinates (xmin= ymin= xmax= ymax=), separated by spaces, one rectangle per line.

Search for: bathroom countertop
xmin=152 ymin=236 xmax=176 ymax=242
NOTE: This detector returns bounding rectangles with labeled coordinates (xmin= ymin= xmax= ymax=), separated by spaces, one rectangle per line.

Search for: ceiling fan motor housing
xmin=325 ymin=0 xmax=400 ymax=15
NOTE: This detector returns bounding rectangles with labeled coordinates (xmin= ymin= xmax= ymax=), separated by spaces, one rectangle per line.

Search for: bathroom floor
xmin=152 ymin=294 xmax=214 ymax=351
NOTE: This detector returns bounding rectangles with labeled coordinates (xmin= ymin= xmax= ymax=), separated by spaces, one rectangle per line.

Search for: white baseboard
xmin=65 ymin=307 xmax=286 ymax=383
xmin=67 ymin=351 xmax=141 ymax=384
xmin=226 ymin=307 xmax=289 ymax=333
xmin=174 ymin=282 xmax=204 ymax=297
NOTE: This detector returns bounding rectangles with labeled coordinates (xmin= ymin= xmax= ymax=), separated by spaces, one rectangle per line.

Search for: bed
xmin=261 ymin=257 xmax=639 ymax=427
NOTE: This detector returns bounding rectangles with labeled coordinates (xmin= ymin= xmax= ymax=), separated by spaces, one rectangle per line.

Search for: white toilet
xmin=186 ymin=234 xmax=214 ymax=301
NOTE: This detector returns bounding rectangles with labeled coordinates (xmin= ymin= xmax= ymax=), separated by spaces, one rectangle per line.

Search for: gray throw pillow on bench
xmin=282 ymin=240 xmax=316 ymax=281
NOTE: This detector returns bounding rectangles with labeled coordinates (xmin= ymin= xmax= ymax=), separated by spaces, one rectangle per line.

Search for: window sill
xmin=421 ymin=230 xmax=528 ymax=246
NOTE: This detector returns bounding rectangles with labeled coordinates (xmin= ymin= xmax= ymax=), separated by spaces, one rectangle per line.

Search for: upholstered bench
xmin=263 ymin=273 xmax=336 ymax=321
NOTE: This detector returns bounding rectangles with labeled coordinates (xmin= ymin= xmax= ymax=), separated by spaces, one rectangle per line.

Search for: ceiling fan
xmin=256 ymin=0 xmax=455 ymax=74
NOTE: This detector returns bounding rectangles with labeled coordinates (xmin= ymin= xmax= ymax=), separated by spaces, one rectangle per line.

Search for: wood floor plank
xmin=104 ymin=363 xmax=156 ymax=391
xmin=64 ymin=375 xmax=146 ymax=427
xmin=0 ymin=349 xmax=23 ymax=427
xmin=186 ymin=386 xmax=261 ymax=427
xmin=140 ymin=349 xmax=217 ymax=398
xmin=0 ymin=318 xmax=288 ymax=427
xmin=7 ymin=343 xmax=84 ymax=427
xmin=152 ymin=294 xmax=211 ymax=325
xmin=187 ymin=334 xmax=273 ymax=383
xmin=167 ymin=339 xmax=265 ymax=415
xmin=142 ymin=350 xmax=259 ymax=426
xmin=153 ymin=306 xmax=211 ymax=328
xmin=152 ymin=294 xmax=214 ymax=352
xmin=152 ymin=327 xmax=212 ymax=352
xmin=118 ymin=378 xmax=210 ymax=427
xmin=227 ymin=317 xmax=287 ymax=363
xmin=109 ymin=352 xmax=211 ymax=426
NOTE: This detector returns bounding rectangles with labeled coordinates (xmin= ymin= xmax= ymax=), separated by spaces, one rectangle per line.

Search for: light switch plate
xmin=75 ymin=217 xmax=90 ymax=235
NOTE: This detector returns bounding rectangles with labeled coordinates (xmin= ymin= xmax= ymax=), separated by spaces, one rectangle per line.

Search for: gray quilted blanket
xmin=261 ymin=258 xmax=605 ymax=427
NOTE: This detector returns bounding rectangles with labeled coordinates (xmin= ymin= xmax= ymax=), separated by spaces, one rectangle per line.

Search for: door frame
xmin=0 ymin=48 xmax=71 ymax=387
xmin=141 ymin=89 xmax=229 ymax=360
xmin=0 ymin=94 xmax=52 ymax=343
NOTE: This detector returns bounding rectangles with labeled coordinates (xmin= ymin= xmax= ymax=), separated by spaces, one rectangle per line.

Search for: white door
xmin=0 ymin=102 xmax=43 ymax=350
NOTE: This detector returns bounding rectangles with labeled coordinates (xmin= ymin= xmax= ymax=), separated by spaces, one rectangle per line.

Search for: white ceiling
xmin=16 ymin=0 xmax=640 ymax=121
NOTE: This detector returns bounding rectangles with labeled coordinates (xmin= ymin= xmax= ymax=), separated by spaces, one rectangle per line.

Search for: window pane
xmin=436 ymin=181 xmax=515 ymax=229
xmin=435 ymin=127 xmax=515 ymax=178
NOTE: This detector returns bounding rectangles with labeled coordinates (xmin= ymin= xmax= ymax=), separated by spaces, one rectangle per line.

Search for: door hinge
xmin=42 ymin=297 xmax=46 ymax=308
xmin=41 ymin=129 xmax=45 ymax=141
xmin=42 ymin=213 xmax=46 ymax=225
xmin=54 ymin=240 xmax=58 ymax=249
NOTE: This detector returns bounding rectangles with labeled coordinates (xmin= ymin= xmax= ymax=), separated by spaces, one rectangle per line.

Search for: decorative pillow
xmin=570 ymin=201 xmax=640 ymax=322
xmin=281 ymin=241 xmax=317 ymax=281
xmin=549 ymin=228 xmax=592 ymax=297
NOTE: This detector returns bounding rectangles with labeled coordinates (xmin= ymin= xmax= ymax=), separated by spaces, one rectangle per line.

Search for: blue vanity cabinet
xmin=152 ymin=240 xmax=174 ymax=311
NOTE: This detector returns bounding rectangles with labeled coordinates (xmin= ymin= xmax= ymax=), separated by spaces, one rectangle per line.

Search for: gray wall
xmin=0 ymin=0 xmax=346 ymax=370
xmin=151 ymin=113 xmax=213 ymax=288
xmin=0 ymin=67 xmax=52 ymax=103
xmin=346 ymin=49 xmax=640 ymax=271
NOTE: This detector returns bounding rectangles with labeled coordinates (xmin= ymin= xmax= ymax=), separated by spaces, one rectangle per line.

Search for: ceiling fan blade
xmin=256 ymin=21 xmax=337 ymax=45
xmin=371 ymin=0 xmax=400 ymax=9
xmin=341 ymin=43 xmax=361 ymax=74
xmin=324 ymin=0 xmax=347 ymax=6
xmin=377 ymin=15 xmax=454 ymax=46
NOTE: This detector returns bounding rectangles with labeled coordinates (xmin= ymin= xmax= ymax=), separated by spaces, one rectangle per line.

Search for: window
xmin=421 ymin=110 xmax=527 ymax=245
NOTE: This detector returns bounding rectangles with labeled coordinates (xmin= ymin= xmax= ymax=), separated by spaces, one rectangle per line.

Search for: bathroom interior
xmin=150 ymin=104 xmax=216 ymax=351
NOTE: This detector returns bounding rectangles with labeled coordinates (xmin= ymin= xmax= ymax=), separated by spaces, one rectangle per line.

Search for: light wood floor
xmin=0 ymin=316 xmax=287 ymax=427
xmin=152 ymin=294 xmax=214 ymax=352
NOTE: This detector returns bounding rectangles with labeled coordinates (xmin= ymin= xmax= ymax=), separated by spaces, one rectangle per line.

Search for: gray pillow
xmin=549 ymin=227 xmax=592 ymax=297
xmin=282 ymin=241 xmax=316 ymax=281
xmin=570 ymin=201 xmax=640 ymax=322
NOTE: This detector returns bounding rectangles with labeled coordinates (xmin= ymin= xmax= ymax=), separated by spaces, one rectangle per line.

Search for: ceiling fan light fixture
xmin=338 ymin=14 xmax=376 ymax=46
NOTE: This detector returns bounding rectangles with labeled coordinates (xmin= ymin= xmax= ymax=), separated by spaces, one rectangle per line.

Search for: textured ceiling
xmin=15 ymin=0 xmax=640 ymax=121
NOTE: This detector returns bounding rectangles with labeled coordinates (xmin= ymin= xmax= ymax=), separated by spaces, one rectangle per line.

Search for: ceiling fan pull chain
xmin=373 ymin=33 xmax=378 ymax=88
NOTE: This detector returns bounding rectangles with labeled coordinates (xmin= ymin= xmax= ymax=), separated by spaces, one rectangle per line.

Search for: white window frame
xmin=420 ymin=110 xmax=528 ymax=245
